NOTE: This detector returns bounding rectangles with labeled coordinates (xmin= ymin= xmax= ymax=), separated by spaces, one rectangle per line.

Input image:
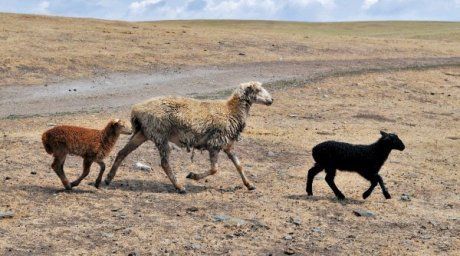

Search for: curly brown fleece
xmin=42 ymin=119 xmax=131 ymax=190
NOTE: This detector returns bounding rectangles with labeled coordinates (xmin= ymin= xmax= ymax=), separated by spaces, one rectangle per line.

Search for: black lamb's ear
xmin=380 ymin=130 xmax=388 ymax=137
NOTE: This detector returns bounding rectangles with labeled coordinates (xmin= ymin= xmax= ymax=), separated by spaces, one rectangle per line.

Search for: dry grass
xmin=1 ymin=13 xmax=460 ymax=86
xmin=1 ymin=67 xmax=459 ymax=255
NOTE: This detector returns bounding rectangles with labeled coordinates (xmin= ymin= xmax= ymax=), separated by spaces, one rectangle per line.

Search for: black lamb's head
xmin=380 ymin=131 xmax=405 ymax=151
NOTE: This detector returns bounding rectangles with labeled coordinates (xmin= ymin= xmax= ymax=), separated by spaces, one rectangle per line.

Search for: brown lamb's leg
xmin=224 ymin=146 xmax=255 ymax=190
xmin=156 ymin=140 xmax=186 ymax=194
xmin=186 ymin=149 xmax=219 ymax=180
xmin=71 ymin=158 xmax=92 ymax=188
xmin=105 ymin=131 xmax=147 ymax=185
xmin=52 ymin=153 xmax=71 ymax=190
xmin=94 ymin=161 xmax=105 ymax=188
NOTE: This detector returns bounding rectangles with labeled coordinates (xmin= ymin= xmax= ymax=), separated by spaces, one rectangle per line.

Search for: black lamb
xmin=306 ymin=131 xmax=405 ymax=200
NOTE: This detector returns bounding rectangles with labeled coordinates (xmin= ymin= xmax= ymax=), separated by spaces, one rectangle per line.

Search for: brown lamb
xmin=42 ymin=119 xmax=131 ymax=190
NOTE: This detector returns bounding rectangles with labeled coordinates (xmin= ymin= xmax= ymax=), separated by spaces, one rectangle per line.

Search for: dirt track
xmin=2 ymin=57 xmax=459 ymax=118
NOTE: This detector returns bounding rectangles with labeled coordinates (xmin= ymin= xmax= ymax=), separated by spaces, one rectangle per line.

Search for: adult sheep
xmin=104 ymin=81 xmax=273 ymax=193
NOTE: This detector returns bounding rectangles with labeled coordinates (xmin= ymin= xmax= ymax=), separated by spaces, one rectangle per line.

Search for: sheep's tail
xmin=130 ymin=114 xmax=142 ymax=135
xmin=41 ymin=132 xmax=53 ymax=154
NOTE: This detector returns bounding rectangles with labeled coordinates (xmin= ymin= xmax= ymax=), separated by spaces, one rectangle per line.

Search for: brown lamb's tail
xmin=41 ymin=132 xmax=53 ymax=154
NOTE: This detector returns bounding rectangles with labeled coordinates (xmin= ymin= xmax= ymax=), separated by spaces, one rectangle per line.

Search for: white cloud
xmin=129 ymin=0 xmax=162 ymax=14
xmin=362 ymin=0 xmax=379 ymax=9
xmin=37 ymin=1 xmax=50 ymax=14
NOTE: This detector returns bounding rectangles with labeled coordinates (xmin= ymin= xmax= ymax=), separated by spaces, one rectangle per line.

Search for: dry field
xmin=0 ymin=14 xmax=460 ymax=256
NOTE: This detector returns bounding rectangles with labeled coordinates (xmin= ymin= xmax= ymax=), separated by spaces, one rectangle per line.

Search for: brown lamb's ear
xmin=111 ymin=119 xmax=120 ymax=127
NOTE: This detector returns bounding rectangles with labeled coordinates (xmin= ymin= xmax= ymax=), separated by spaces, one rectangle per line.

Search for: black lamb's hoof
xmin=94 ymin=181 xmax=101 ymax=189
xmin=384 ymin=192 xmax=392 ymax=199
xmin=362 ymin=192 xmax=371 ymax=199
xmin=104 ymin=179 xmax=111 ymax=186
xmin=337 ymin=195 xmax=346 ymax=201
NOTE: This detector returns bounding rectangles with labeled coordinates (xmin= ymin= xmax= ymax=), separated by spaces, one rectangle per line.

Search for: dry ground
xmin=1 ymin=67 xmax=459 ymax=255
xmin=1 ymin=13 xmax=460 ymax=86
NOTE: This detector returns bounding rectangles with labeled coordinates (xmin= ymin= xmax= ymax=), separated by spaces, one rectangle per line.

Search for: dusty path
xmin=1 ymin=57 xmax=459 ymax=118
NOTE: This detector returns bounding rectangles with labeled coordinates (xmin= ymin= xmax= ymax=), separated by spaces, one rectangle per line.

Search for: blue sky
xmin=1 ymin=0 xmax=459 ymax=22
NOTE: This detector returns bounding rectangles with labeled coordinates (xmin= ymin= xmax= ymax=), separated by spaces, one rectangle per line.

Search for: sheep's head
xmin=235 ymin=81 xmax=273 ymax=106
xmin=110 ymin=119 xmax=132 ymax=135
xmin=380 ymin=131 xmax=405 ymax=151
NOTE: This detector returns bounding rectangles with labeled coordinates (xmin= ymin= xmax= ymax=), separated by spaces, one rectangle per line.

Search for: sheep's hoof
xmin=246 ymin=184 xmax=256 ymax=190
xmin=186 ymin=172 xmax=198 ymax=180
xmin=94 ymin=181 xmax=101 ymax=189
xmin=64 ymin=185 xmax=72 ymax=191
xmin=104 ymin=179 xmax=111 ymax=186
xmin=177 ymin=188 xmax=187 ymax=194
xmin=337 ymin=195 xmax=346 ymax=201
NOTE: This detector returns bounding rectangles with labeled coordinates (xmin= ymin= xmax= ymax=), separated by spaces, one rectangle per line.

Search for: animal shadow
xmin=102 ymin=179 xmax=208 ymax=194
xmin=286 ymin=194 xmax=365 ymax=205
xmin=18 ymin=184 xmax=96 ymax=194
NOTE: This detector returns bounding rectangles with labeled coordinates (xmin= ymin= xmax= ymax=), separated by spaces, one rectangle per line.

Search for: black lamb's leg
xmin=325 ymin=168 xmax=345 ymax=200
xmin=362 ymin=175 xmax=378 ymax=199
xmin=377 ymin=175 xmax=391 ymax=199
xmin=306 ymin=163 xmax=323 ymax=196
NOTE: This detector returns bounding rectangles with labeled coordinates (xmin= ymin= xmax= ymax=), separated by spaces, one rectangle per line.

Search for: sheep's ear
xmin=380 ymin=130 xmax=388 ymax=137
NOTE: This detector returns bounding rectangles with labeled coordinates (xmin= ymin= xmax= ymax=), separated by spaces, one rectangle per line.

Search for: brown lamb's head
xmin=109 ymin=119 xmax=132 ymax=135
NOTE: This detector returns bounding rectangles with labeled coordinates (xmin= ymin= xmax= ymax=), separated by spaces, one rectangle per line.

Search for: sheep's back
xmin=132 ymin=97 xmax=229 ymax=138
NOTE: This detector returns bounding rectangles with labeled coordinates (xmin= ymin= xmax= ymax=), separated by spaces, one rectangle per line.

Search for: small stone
xmin=101 ymin=232 xmax=114 ymax=238
xmin=134 ymin=162 xmax=151 ymax=171
xmin=284 ymin=235 xmax=293 ymax=240
xmin=267 ymin=151 xmax=276 ymax=157
xmin=213 ymin=215 xmax=247 ymax=227
xmin=238 ymin=52 xmax=246 ymax=56
xmin=353 ymin=209 xmax=375 ymax=217
xmin=4 ymin=177 xmax=10 ymax=181
xmin=289 ymin=217 xmax=301 ymax=226
xmin=47 ymin=123 xmax=56 ymax=127
xmin=430 ymin=92 xmax=435 ymax=95
xmin=186 ymin=207 xmax=199 ymax=213
xmin=312 ymin=227 xmax=321 ymax=233
xmin=128 ymin=251 xmax=139 ymax=256
xmin=400 ymin=194 xmax=411 ymax=201
xmin=73 ymin=89 xmax=77 ymax=91
xmin=0 ymin=211 xmax=14 ymax=219
xmin=30 ymin=171 xmax=37 ymax=175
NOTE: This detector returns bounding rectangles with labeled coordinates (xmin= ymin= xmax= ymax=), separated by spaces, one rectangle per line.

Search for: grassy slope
xmin=0 ymin=13 xmax=459 ymax=86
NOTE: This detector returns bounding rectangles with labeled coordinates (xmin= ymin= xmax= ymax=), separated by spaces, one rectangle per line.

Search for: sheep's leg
xmin=105 ymin=131 xmax=147 ymax=185
xmin=186 ymin=149 xmax=219 ymax=180
xmin=52 ymin=154 xmax=71 ymax=190
xmin=376 ymin=175 xmax=391 ymax=199
xmin=325 ymin=168 xmax=345 ymax=200
xmin=94 ymin=161 xmax=105 ymax=189
xmin=157 ymin=140 xmax=186 ymax=194
xmin=71 ymin=158 xmax=92 ymax=188
xmin=224 ymin=148 xmax=255 ymax=190
xmin=306 ymin=163 xmax=323 ymax=196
